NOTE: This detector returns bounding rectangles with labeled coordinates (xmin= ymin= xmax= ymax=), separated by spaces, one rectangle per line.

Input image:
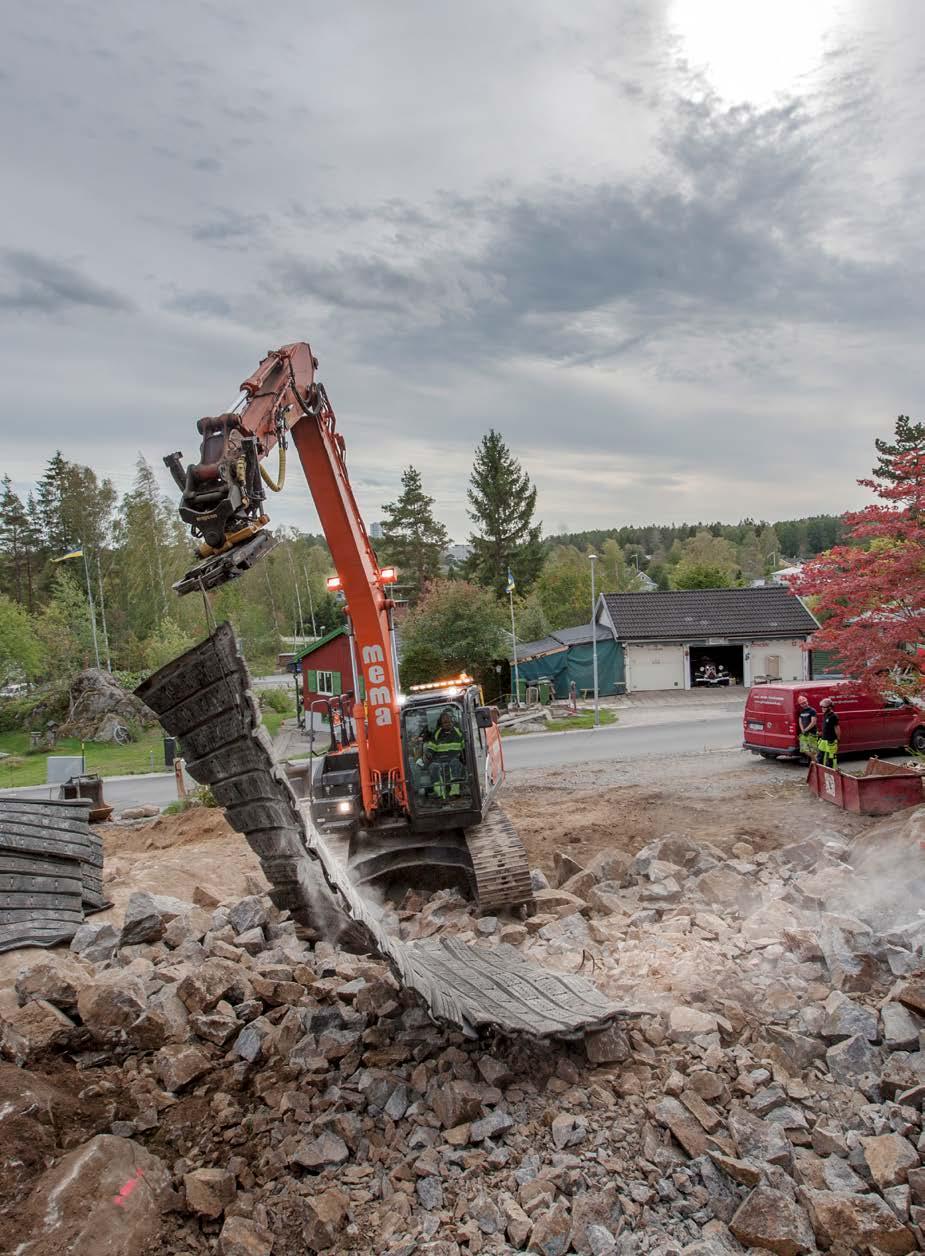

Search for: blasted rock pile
xmin=0 ymin=808 xmax=924 ymax=1254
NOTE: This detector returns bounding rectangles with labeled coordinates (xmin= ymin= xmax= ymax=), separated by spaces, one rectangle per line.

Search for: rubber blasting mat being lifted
xmin=136 ymin=623 xmax=630 ymax=1041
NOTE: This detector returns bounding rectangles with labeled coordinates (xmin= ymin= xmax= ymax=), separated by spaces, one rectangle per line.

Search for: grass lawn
xmin=0 ymin=704 xmax=290 ymax=789
xmin=502 ymin=708 xmax=618 ymax=736
xmin=0 ymin=728 xmax=172 ymax=789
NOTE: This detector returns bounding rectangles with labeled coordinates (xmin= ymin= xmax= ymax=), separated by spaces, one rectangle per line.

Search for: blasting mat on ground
xmin=136 ymin=623 xmax=629 ymax=1040
xmin=0 ymin=798 xmax=104 ymax=951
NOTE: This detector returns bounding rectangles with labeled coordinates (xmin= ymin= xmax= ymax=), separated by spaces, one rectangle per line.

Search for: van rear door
xmin=744 ymin=688 xmax=795 ymax=754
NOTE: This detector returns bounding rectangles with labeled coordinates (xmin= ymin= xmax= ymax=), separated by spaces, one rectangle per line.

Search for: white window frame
xmin=316 ymin=670 xmax=335 ymax=695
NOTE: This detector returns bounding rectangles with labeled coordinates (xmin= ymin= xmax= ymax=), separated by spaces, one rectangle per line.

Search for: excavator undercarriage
xmin=136 ymin=625 xmax=631 ymax=1041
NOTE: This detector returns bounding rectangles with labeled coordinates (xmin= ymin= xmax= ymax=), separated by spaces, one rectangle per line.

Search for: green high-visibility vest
xmin=426 ymin=728 xmax=464 ymax=756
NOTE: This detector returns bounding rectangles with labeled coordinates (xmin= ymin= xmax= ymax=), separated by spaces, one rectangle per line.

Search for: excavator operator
xmin=424 ymin=707 xmax=467 ymax=799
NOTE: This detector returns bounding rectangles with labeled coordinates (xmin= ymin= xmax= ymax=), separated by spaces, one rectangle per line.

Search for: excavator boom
xmin=164 ymin=342 xmax=533 ymax=914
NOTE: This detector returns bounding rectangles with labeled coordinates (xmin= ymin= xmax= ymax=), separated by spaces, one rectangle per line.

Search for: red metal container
xmin=806 ymin=758 xmax=924 ymax=815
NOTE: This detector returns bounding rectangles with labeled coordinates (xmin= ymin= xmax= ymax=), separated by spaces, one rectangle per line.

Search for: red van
xmin=743 ymin=681 xmax=925 ymax=759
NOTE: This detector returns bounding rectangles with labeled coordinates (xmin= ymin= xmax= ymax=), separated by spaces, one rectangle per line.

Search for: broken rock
xmin=120 ymin=890 xmax=195 ymax=946
xmin=302 ymin=1186 xmax=350 ymax=1250
xmin=669 ymin=1005 xmax=719 ymax=1043
xmin=825 ymin=1032 xmax=881 ymax=1085
xmin=15 ymin=957 xmax=90 ymax=1011
xmin=77 ymin=970 xmax=147 ymax=1040
xmin=219 ymin=1215 xmax=275 ymax=1256
xmin=0 ymin=999 xmax=74 ymax=1063
xmin=803 ymin=1188 xmax=916 ymax=1255
xmin=184 ymin=1167 xmax=236 ymax=1218
xmin=528 ymin=1199 xmax=572 ymax=1256
xmin=730 ymin=1186 xmax=815 ymax=1256
xmin=861 ymin=1133 xmax=921 ymax=1189
xmin=154 ymin=1043 xmax=211 ymax=1092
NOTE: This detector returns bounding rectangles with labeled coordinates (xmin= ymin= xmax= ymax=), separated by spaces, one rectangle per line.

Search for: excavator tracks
xmin=136 ymin=624 xmax=633 ymax=1042
xmin=346 ymin=810 xmax=533 ymax=916
xmin=466 ymin=803 xmax=534 ymax=913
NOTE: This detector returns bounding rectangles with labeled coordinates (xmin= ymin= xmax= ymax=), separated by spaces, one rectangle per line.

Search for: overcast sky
xmin=2 ymin=0 xmax=923 ymax=542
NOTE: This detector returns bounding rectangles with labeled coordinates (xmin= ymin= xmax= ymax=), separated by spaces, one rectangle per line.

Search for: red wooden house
xmin=292 ymin=628 xmax=360 ymax=713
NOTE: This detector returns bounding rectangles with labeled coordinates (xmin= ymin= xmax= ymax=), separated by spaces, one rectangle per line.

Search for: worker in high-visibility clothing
xmin=424 ymin=707 xmax=467 ymax=798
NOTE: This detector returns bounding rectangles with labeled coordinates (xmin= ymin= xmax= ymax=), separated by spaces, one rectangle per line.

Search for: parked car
xmin=743 ymin=680 xmax=925 ymax=759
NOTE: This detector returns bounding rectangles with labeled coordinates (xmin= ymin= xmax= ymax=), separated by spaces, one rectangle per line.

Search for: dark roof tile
xmin=602 ymin=587 xmax=817 ymax=641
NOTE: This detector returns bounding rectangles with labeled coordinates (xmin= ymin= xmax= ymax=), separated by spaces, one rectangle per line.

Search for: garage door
xmin=626 ymin=643 xmax=686 ymax=691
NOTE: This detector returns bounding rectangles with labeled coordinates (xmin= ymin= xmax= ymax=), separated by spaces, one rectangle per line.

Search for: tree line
xmin=0 ymin=454 xmax=343 ymax=690
xmin=0 ymin=426 xmax=852 ymax=695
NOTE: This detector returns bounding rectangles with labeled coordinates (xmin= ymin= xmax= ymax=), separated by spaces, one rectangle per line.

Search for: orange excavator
xmin=162 ymin=343 xmax=533 ymax=913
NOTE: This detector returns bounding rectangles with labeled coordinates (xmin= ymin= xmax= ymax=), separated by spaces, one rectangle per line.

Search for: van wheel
xmin=911 ymin=727 xmax=925 ymax=753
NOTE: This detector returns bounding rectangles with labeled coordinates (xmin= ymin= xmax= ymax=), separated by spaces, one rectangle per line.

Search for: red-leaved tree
xmin=793 ymin=418 xmax=925 ymax=697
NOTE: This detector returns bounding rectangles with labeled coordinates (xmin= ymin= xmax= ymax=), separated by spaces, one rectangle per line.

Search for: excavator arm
xmin=166 ymin=343 xmax=405 ymax=816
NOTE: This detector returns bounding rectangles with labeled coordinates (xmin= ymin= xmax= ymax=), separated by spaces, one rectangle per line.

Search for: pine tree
xmin=0 ymin=477 xmax=36 ymax=608
xmin=35 ymin=451 xmax=75 ymax=554
xmin=378 ymin=467 xmax=450 ymax=604
xmin=874 ymin=414 xmax=925 ymax=485
xmin=465 ymin=430 xmax=543 ymax=597
xmin=114 ymin=457 xmax=174 ymax=639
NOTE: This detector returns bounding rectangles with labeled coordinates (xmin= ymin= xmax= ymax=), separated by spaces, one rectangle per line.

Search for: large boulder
xmin=58 ymin=669 xmax=154 ymax=742
xmin=11 ymin=1134 xmax=172 ymax=1255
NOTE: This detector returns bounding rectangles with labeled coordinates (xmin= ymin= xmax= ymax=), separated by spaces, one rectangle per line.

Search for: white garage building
xmin=598 ymin=587 xmax=819 ymax=693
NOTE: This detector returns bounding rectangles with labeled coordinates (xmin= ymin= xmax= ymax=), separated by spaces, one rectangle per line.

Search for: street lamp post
xmin=589 ymin=554 xmax=600 ymax=728
xmin=53 ymin=544 xmax=101 ymax=669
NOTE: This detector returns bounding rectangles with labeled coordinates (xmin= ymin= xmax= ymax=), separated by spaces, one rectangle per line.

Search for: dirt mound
xmin=102 ymin=807 xmax=233 ymax=855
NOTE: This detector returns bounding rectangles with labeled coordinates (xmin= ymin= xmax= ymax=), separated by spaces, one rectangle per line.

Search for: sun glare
xmin=667 ymin=0 xmax=849 ymax=105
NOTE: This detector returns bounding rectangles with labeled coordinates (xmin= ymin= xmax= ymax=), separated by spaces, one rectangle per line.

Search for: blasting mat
xmin=136 ymin=623 xmax=630 ymax=1040
xmin=0 ymin=798 xmax=102 ymax=951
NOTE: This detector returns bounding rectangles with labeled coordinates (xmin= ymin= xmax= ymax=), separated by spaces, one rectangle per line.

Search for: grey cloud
xmin=165 ymin=289 xmax=233 ymax=318
xmin=0 ymin=250 xmax=134 ymax=315
xmin=292 ymin=86 xmax=924 ymax=377
xmin=191 ymin=208 xmax=266 ymax=243
xmin=283 ymin=255 xmax=442 ymax=314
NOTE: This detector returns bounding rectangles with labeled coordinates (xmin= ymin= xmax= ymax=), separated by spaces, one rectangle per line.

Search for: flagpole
xmin=509 ymin=583 xmax=520 ymax=707
xmin=96 ymin=552 xmax=112 ymax=672
xmin=81 ymin=546 xmax=101 ymax=669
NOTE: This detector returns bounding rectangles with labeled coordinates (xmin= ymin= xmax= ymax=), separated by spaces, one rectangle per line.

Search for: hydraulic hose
xmin=259 ymin=440 xmax=286 ymax=492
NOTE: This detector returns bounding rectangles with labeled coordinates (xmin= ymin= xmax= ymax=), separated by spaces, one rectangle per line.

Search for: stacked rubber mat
xmin=0 ymin=797 xmax=105 ymax=953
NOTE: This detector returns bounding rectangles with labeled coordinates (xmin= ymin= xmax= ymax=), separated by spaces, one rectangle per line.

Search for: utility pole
xmin=95 ymin=552 xmax=112 ymax=671
xmin=589 ymin=553 xmax=600 ymax=728
xmin=507 ymin=566 xmax=520 ymax=706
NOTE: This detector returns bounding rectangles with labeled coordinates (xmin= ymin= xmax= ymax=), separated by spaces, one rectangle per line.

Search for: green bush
xmin=0 ymin=681 xmax=70 ymax=733
xmin=260 ymin=687 xmax=293 ymax=714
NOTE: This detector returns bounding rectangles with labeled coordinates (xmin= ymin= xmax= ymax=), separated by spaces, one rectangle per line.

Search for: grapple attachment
xmin=173 ymin=529 xmax=275 ymax=596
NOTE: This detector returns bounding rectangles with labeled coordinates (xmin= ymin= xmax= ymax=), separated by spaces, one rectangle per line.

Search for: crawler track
xmin=137 ymin=624 xmax=632 ymax=1041
xmin=467 ymin=803 xmax=534 ymax=913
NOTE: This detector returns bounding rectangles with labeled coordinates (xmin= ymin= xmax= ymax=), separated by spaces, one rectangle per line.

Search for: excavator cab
xmin=402 ymin=686 xmax=502 ymax=829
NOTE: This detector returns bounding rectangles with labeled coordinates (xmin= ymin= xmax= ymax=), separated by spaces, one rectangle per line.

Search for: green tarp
xmin=516 ymin=640 xmax=624 ymax=697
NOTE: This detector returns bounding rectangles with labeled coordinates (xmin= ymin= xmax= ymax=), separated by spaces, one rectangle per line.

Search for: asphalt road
xmin=2 ymin=716 xmax=747 ymax=811
xmin=499 ymin=715 xmax=744 ymax=770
